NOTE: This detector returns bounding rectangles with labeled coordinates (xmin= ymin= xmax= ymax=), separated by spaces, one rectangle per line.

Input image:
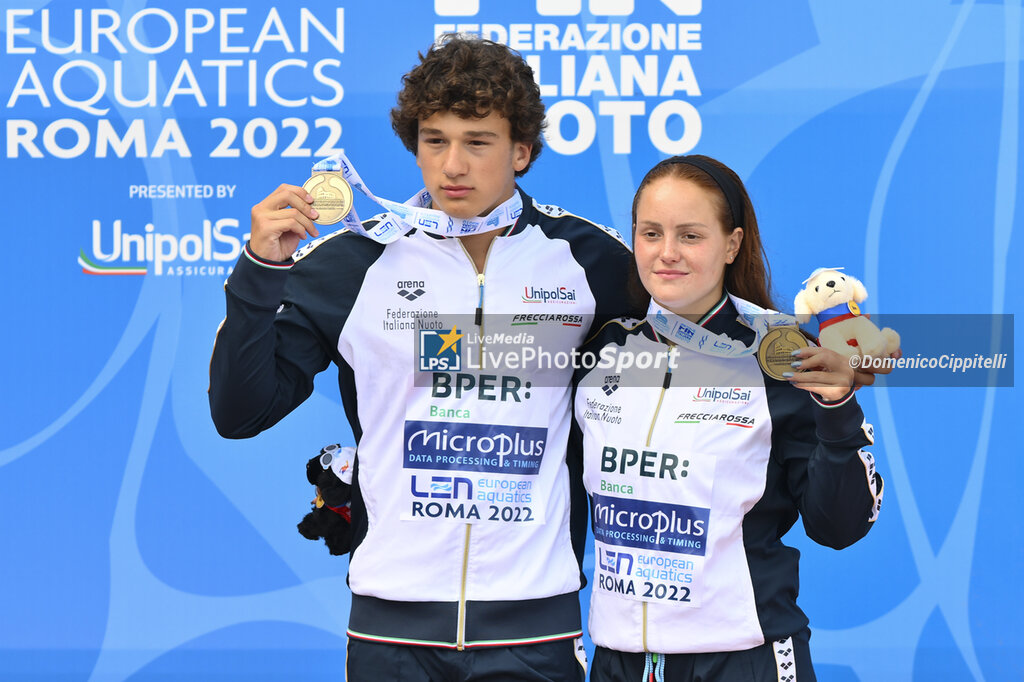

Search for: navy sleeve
xmin=209 ymin=233 xmax=382 ymax=439
xmin=208 ymin=245 xmax=333 ymax=438
xmin=771 ymin=387 xmax=883 ymax=549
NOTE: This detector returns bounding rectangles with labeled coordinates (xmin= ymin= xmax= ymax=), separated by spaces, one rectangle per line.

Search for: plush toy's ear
xmin=851 ymin=277 xmax=868 ymax=303
xmin=794 ymin=289 xmax=813 ymax=317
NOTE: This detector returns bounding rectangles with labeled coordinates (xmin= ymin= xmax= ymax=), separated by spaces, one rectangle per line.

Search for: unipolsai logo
xmin=522 ymin=285 xmax=577 ymax=304
xmin=691 ymin=387 xmax=751 ymax=405
xmin=79 ymin=218 xmax=245 ymax=276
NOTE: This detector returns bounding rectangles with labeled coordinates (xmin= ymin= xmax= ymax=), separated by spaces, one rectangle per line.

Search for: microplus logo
xmin=522 ymin=285 xmax=577 ymax=304
xmin=434 ymin=0 xmax=700 ymax=16
xmin=404 ymin=421 xmax=547 ymax=474
xmin=80 ymin=218 xmax=245 ymax=276
xmin=592 ymin=493 xmax=709 ymax=556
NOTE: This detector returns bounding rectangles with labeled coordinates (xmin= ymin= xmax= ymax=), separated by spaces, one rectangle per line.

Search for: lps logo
xmin=419 ymin=326 xmax=463 ymax=371
xmin=435 ymin=0 xmax=700 ymax=16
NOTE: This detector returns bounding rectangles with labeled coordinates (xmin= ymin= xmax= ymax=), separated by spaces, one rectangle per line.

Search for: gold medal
xmin=302 ymin=171 xmax=353 ymax=225
xmin=847 ymin=300 xmax=861 ymax=316
xmin=757 ymin=326 xmax=810 ymax=381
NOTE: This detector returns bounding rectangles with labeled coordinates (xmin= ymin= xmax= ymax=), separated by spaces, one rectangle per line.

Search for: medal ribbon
xmin=647 ymin=295 xmax=798 ymax=358
xmin=312 ymin=151 xmax=524 ymax=244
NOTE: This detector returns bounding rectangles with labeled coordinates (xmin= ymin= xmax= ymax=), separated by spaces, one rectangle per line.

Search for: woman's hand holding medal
xmin=784 ymin=346 xmax=856 ymax=402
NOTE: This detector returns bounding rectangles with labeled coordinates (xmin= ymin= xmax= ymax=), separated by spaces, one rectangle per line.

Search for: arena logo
xmin=80 ymin=218 xmax=246 ymax=276
xmin=397 ymin=280 xmax=426 ymax=301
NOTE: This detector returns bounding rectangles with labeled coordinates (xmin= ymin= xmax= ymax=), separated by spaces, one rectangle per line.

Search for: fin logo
xmin=435 ymin=0 xmax=701 ymax=16
xmin=419 ymin=326 xmax=463 ymax=371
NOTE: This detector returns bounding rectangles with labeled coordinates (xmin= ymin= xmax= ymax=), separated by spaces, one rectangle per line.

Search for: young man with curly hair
xmin=210 ymin=34 xmax=634 ymax=680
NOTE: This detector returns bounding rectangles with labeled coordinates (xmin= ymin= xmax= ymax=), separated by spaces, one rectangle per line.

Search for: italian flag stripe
xmin=346 ymin=629 xmax=581 ymax=648
xmin=346 ymin=630 xmax=457 ymax=648
xmin=78 ymin=251 xmax=146 ymax=275
xmin=244 ymin=244 xmax=293 ymax=270
xmin=813 ymin=390 xmax=855 ymax=408
xmin=697 ymin=293 xmax=729 ymax=326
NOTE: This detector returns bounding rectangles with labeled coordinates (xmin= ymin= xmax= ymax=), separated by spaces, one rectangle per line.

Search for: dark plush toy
xmin=297 ymin=444 xmax=354 ymax=556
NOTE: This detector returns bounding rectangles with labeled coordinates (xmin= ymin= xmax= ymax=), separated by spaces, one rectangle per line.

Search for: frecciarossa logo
xmin=522 ymin=285 xmax=577 ymax=304
xmin=674 ymin=413 xmax=755 ymax=428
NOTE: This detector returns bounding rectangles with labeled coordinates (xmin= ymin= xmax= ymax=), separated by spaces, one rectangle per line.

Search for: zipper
xmin=454 ymin=239 xmax=496 ymax=650
xmin=644 ymin=352 xmax=674 ymax=447
xmin=642 ymin=345 xmax=674 ymax=652
xmin=475 ymin=273 xmax=485 ymax=364
xmin=456 ymin=523 xmax=472 ymax=650
xmin=642 ymin=601 xmax=649 ymax=653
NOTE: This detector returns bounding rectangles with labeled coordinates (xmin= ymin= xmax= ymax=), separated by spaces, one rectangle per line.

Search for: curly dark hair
xmin=390 ymin=34 xmax=546 ymax=176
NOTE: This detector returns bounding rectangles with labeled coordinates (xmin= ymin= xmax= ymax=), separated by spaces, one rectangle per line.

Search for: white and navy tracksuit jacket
xmin=572 ymin=297 xmax=883 ymax=655
xmin=209 ymin=189 xmax=635 ymax=649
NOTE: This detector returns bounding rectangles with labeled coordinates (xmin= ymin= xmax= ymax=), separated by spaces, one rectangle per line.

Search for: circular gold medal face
xmin=848 ymin=300 xmax=861 ymax=316
xmin=302 ymin=172 xmax=353 ymax=225
xmin=757 ymin=327 xmax=810 ymax=381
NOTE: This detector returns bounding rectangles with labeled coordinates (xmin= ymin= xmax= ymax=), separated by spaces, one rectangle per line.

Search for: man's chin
xmin=436 ymin=203 xmax=480 ymax=221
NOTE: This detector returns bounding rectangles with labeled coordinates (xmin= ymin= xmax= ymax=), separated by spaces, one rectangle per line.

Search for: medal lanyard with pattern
xmin=647 ymin=294 xmax=798 ymax=358
xmin=312 ymin=151 xmax=524 ymax=244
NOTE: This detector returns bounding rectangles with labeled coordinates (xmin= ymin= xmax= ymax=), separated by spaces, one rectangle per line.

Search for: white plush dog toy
xmin=794 ymin=267 xmax=900 ymax=358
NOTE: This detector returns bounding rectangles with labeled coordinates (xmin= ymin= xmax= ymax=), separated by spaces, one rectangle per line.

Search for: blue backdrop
xmin=1 ymin=1 xmax=1020 ymax=680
